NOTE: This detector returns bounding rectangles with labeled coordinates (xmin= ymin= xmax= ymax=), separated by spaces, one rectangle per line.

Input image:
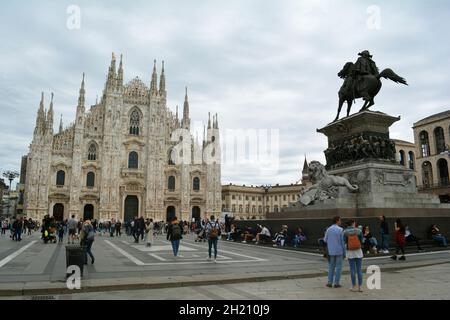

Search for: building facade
xmin=221 ymin=158 xmax=312 ymax=219
xmin=24 ymin=53 xmax=221 ymax=222
xmin=413 ymin=110 xmax=450 ymax=202
xmin=393 ymin=138 xmax=417 ymax=174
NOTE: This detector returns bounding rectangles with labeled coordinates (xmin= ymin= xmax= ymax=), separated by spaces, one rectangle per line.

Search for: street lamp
xmin=2 ymin=170 xmax=19 ymax=191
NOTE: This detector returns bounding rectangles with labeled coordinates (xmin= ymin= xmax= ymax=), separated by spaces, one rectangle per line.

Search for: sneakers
xmin=333 ymin=284 xmax=342 ymax=288
xmin=391 ymin=255 xmax=397 ymax=260
xmin=326 ymin=283 xmax=333 ymax=288
xmin=383 ymin=250 xmax=389 ymax=254
xmin=214 ymin=259 xmax=217 ymax=263
xmin=399 ymin=256 xmax=406 ymax=261
xmin=242 ymin=241 xmax=246 ymax=243
xmin=207 ymin=257 xmax=212 ymax=261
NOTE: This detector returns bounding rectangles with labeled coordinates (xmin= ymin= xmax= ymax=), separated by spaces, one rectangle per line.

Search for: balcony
xmin=121 ymin=168 xmax=144 ymax=179
xmin=418 ymin=178 xmax=450 ymax=191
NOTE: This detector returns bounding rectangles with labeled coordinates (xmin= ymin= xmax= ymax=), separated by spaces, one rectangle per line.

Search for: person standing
xmin=57 ymin=222 xmax=64 ymax=243
xmin=205 ymin=215 xmax=220 ymax=262
xmin=80 ymin=220 xmax=95 ymax=264
xmin=391 ymin=219 xmax=406 ymax=261
xmin=379 ymin=215 xmax=389 ymax=254
xmin=167 ymin=216 xmax=182 ymax=258
xmin=343 ymin=220 xmax=364 ymax=292
xmin=324 ymin=216 xmax=345 ymax=288
xmin=145 ymin=219 xmax=154 ymax=247
xmin=14 ymin=217 xmax=23 ymax=241
xmin=1 ymin=219 xmax=8 ymax=235
xmin=132 ymin=217 xmax=139 ymax=243
xmin=67 ymin=215 xmax=78 ymax=244
xmin=115 ymin=220 xmax=122 ymax=237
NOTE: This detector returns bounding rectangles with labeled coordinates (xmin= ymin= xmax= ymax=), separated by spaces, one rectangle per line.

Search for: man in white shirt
xmin=255 ymin=225 xmax=271 ymax=244
xmin=67 ymin=215 xmax=78 ymax=244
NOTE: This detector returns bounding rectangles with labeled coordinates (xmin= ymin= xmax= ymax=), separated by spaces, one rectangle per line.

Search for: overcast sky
xmin=1 ymin=0 xmax=449 ymax=188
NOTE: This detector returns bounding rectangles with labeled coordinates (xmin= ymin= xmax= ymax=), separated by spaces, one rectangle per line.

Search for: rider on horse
xmin=341 ymin=50 xmax=379 ymax=101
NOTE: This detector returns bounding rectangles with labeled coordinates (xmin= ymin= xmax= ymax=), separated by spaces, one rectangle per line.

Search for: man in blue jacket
xmin=324 ymin=216 xmax=346 ymax=288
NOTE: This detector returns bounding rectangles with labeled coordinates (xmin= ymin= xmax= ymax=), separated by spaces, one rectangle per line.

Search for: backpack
xmin=347 ymin=233 xmax=361 ymax=250
xmin=172 ymin=224 xmax=181 ymax=239
xmin=209 ymin=222 xmax=220 ymax=239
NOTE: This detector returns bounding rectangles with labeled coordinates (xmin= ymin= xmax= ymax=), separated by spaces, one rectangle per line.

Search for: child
xmin=57 ymin=223 xmax=64 ymax=243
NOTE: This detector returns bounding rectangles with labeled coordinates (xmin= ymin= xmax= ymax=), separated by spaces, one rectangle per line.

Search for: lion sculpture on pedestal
xmin=299 ymin=161 xmax=358 ymax=206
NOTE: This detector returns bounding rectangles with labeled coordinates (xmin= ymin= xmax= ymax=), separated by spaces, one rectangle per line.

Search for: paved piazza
xmin=1 ymin=230 xmax=449 ymax=299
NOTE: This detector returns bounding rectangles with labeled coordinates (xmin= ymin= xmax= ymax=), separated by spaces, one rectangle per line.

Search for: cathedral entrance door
xmin=166 ymin=206 xmax=176 ymax=222
xmin=53 ymin=203 xmax=64 ymax=222
xmin=124 ymin=195 xmax=139 ymax=223
xmin=192 ymin=206 xmax=201 ymax=223
xmin=83 ymin=204 xmax=94 ymax=221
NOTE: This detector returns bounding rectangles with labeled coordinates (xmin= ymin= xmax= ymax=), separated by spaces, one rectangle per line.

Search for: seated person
xmin=255 ymin=225 xmax=271 ymax=244
xmin=241 ymin=226 xmax=255 ymax=243
xmin=405 ymin=224 xmax=422 ymax=251
xmin=293 ymin=227 xmax=307 ymax=248
xmin=272 ymin=225 xmax=288 ymax=247
xmin=430 ymin=224 xmax=448 ymax=247
xmin=227 ymin=224 xmax=236 ymax=241
xmin=362 ymin=225 xmax=378 ymax=254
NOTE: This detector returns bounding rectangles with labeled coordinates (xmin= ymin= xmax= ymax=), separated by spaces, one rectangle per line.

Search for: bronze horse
xmin=334 ymin=62 xmax=407 ymax=122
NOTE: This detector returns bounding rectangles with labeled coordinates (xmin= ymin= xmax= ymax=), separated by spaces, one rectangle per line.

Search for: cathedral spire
xmin=59 ymin=114 xmax=63 ymax=133
xmin=34 ymin=92 xmax=45 ymax=135
xmin=117 ymin=54 xmax=123 ymax=88
xmin=150 ymin=59 xmax=158 ymax=95
xmin=301 ymin=155 xmax=310 ymax=183
xmin=159 ymin=60 xmax=166 ymax=96
xmin=78 ymin=73 xmax=85 ymax=110
xmin=106 ymin=52 xmax=116 ymax=90
xmin=181 ymin=86 xmax=190 ymax=129
xmin=47 ymin=92 xmax=54 ymax=132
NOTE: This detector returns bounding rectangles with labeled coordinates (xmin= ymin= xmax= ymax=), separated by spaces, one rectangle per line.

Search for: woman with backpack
xmin=391 ymin=219 xmax=406 ymax=261
xmin=167 ymin=216 xmax=182 ymax=258
xmin=205 ymin=215 xmax=221 ymax=262
xmin=81 ymin=220 xmax=95 ymax=265
xmin=343 ymin=220 xmax=364 ymax=292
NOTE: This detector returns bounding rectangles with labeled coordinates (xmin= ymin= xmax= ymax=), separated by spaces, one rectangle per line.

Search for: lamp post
xmin=2 ymin=170 xmax=20 ymax=191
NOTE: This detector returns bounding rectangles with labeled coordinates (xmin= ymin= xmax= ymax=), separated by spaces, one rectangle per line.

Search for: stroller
xmin=195 ymin=228 xmax=207 ymax=242
xmin=43 ymin=227 xmax=57 ymax=244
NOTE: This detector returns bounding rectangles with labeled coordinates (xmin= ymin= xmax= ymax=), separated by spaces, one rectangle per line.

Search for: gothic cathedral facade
xmin=24 ymin=53 xmax=222 ymax=223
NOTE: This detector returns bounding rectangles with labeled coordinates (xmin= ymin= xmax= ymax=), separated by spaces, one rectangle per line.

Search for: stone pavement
xmin=1 ymin=230 xmax=449 ymax=297
xmin=4 ymin=263 xmax=450 ymax=300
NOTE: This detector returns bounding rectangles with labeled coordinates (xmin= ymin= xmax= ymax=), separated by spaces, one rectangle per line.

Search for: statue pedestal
xmin=279 ymin=110 xmax=450 ymax=219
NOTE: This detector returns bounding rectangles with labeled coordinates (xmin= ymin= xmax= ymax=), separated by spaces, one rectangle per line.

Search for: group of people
xmin=0 ymin=217 xmax=37 ymax=241
xmin=324 ymin=215 xmax=449 ymax=292
xmin=230 ymin=224 xmax=307 ymax=248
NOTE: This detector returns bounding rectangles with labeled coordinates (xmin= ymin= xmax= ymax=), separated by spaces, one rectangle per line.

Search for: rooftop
xmin=413 ymin=110 xmax=450 ymax=128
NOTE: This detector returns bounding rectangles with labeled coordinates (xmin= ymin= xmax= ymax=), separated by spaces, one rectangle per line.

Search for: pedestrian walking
xmin=391 ymin=218 xmax=406 ymax=261
xmin=115 ymin=220 xmax=122 ymax=237
xmin=167 ymin=216 xmax=182 ymax=258
xmin=379 ymin=215 xmax=389 ymax=253
xmin=324 ymin=216 xmax=346 ymax=288
xmin=15 ymin=217 xmax=23 ymax=241
xmin=132 ymin=217 xmax=139 ymax=243
xmin=145 ymin=219 xmax=154 ymax=247
xmin=57 ymin=222 xmax=64 ymax=243
xmin=80 ymin=220 xmax=95 ymax=265
xmin=1 ymin=219 xmax=8 ymax=235
xmin=205 ymin=215 xmax=221 ymax=262
xmin=67 ymin=215 xmax=78 ymax=244
xmin=343 ymin=220 xmax=364 ymax=292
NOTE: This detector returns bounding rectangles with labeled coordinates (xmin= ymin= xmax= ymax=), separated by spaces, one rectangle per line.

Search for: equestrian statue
xmin=334 ymin=50 xmax=408 ymax=122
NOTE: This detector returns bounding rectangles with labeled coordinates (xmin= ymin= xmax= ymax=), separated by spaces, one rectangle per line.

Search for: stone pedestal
xmin=281 ymin=110 xmax=450 ymax=219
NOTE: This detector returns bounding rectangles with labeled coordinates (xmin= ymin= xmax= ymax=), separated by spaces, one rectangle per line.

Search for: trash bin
xmin=66 ymin=245 xmax=84 ymax=278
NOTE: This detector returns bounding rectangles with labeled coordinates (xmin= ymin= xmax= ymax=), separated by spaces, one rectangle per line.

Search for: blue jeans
xmin=348 ymin=258 xmax=363 ymax=287
xmin=208 ymin=238 xmax=218 ymax=258
xmin=380 ymin=234 xmax=389 ymax=251
xmin=171 ymin=239 xmax=180 ymax=256
xmin=432 ymin=235 xmax=448 ymax=246
xmin=328 ymin=255 xmax=343 ymax=285
xmin=83 ymin=239 xmax=94 ymax=263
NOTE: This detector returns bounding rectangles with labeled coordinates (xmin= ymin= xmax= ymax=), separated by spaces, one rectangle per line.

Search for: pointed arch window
xmin=129 ymin=109 xmax=140 ymax=135
xmin=88 ymin=143 xmax=97 ymax=161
